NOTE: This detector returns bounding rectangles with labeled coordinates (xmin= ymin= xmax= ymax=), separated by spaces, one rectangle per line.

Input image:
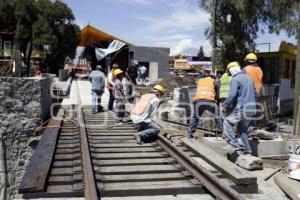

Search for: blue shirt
xmin=89 ymin=70 xmax=106 ymax=90
xmin=223 ymin=71 xmax=256 ymax=116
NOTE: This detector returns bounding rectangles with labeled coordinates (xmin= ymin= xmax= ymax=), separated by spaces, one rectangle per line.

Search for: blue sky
xmin=62 ymin=0 xmax=296 ymax=56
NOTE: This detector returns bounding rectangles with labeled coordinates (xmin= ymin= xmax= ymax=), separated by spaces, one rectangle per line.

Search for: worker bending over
xmin=222 ymin=62 xmax=256 ymax=154
xmin=243 ymin=53 xmax=263 ymax=97
xmin=130 ymin=85 xmax=165 ymax=144
xmin=187 ymin=72 xmax=223 ymax=138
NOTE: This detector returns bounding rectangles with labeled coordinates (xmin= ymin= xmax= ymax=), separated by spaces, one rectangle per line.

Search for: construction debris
xmin=228 ymin=152 xmax=263 ymax=171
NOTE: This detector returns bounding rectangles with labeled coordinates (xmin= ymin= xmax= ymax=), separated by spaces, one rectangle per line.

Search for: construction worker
xmin=222 ymin=62 xmax=256 ymax=154
xmin=113 ymin=68 xmax=125 ymax=122
xmin=244 ymin=53 xmax=263 ymax=97
xmin=219 ymin=69 xmax=232 ymax=102
xmin=187 ymin=72 xmax=223 ymax=138
xmin=130 ymin=85 xmax=165 ymax=144
xmin=89 ymin=65 xmax=105 ymax=113
xmin=107 ymin=63 xmax=119 ymax=111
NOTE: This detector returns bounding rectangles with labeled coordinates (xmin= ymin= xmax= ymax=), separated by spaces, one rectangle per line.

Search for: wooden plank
xmin=52 ymin=160 xmax=81 ymax=168
xmin=98 ymin=180 xmax=203 ymax=197
xmin=181 ymin=138 xmax=257 ymax=185
xmin=55 ymin=153 xmax=81 ymax=161
xmin=93 ymin=152 xmax=167 ymax=159
xmin=94 ymin=158 xmax=170 ymax=166
xmin=91 ymin=147 xmax=159 ymax=153
xmin=101 ymin=194 xmax=213 ymax=200
xmin=89 ymin=133 xmax=134 ymax=136
xmin=97 ymin=173 xmax=187 ymax=182
xmin=89 ymin=140 xmax=137 ymax=144
xmin=56 ymin=148 xmax=80 ymax=154
xmin=98 ymin=165 xmax=179 ymax=174
xmin=48 ymin=173 xmax=83 ymax=185
xmin=88 ymin=136 xmax=135 ymax=140
xmin=19 ymin=114 xmax=64 ymax=193
xmin=51 ymin=167 xmax=82 ymax=176
xmin=90 ymin=143 xmax=155 ymax=148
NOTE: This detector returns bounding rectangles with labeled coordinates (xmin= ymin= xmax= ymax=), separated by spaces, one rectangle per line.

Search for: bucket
xmin=288 ymin=154 xmax=300 ymax=180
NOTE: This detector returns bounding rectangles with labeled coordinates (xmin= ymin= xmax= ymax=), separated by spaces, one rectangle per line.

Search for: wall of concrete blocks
xmin=0 ymin=77 xmax=53 ymax=199
xmin=130 ymin=46 xmax=170 ymax=80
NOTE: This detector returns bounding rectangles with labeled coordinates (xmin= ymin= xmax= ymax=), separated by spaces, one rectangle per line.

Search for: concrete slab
xmin=182 ymin=138 xmax=257 ymax=186
xmin=202 ymin=137 xmax=290 ymax=157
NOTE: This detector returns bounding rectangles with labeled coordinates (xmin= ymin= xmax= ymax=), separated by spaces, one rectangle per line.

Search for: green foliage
xmin=0 ymin=0 xmax=80 ymax=75
xmin=198 ymin=0 xmax=299 ymax=69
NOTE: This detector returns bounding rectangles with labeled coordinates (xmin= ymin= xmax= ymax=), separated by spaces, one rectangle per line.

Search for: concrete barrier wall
xmin=0 ymin=77 xmax=53 ymax=199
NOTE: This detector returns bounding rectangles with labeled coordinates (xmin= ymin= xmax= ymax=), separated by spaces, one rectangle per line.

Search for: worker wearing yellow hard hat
xmin=153 ymin=84 xmax=165 ymax=94
xmin=243 ymin=53 xmax=263 ymax=97
xmin=113 ymin=67 xmax=125 ymax=122
xmin=130 ymin=84 xmax=165 ymax=144
xmin=107 ymin=63 xmax=120 ymax=111
xmin=222 ymin=60 xmax=256 ymax=154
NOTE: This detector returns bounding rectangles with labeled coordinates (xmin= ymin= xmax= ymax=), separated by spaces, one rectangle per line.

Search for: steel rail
xmin=157 ymin=134 xmax=245 ymax=200
xmin=76 ymin=79 xmax=99 ymax=200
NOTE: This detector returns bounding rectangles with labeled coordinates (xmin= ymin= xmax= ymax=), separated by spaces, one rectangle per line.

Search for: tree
xmin=198 ymin=0 xmax=298 ymax=68
xmin=197 ymin=45 xmax=205 ymax=59
xmin=0 ymin=0 xmax=80 ymax=75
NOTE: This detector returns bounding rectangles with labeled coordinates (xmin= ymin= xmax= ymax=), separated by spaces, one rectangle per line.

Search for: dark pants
xmin=138 ymin=122 xmax=160 ymax=143
xmin=115 ymin=99 xmax=125 ymax=120
xmin=108 ymin=89 xmax=115 ymax=111
xmin=187 ymin=100 xmax=223 ymax=136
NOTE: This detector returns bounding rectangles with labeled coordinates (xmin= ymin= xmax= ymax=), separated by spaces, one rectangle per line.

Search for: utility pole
xmin=212 ymin=0 xmax=217 ymax=72
xmin=294 ymin=2 xmax=300 ymax=136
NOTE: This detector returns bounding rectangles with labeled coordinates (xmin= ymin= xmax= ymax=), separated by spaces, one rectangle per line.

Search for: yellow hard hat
xmin=244 ymin=53 xmax=257 ymax=61
xmin=153 ymin=84 xmax=165 ymax=93
xmin=227 ymin=61 xmax=240 ymax=70
xmin=113 ymin=68 xmax=123 ymax=76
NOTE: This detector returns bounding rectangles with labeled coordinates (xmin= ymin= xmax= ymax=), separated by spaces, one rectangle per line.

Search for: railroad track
xmin=19 ymin=81 xmax=245 ymax=200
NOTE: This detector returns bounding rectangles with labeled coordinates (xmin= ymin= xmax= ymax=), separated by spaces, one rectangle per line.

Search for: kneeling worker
xmin=130 ymin=85 xmax=165 ymax=144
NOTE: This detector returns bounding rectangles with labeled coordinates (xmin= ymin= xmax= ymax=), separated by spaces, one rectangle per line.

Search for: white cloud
xmin=147 ymin=10 xmax=209 ymax=33
xmin=131 ymin=0 xmax=211 ymax=55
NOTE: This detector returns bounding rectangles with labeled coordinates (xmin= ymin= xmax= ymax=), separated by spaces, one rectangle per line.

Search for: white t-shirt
xmin=130 ymin=98 xmax=160 ymax=123
xmin=139 ymin=66 xmax=147 ymax=74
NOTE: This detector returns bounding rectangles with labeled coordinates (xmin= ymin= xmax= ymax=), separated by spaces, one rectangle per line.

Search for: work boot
xmin=222 ymin=144 xmax=240 ymax=152
xmin=135 ymin=133 xmax=142 ymax=145
xmin=187 ymin=133 xmax=193 ymax=139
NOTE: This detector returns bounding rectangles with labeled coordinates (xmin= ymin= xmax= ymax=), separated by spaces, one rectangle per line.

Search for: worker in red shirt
xmin=243 ymin=53 xmax=263 ymax=97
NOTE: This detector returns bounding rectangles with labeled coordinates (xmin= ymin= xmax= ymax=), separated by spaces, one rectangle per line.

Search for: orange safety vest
xmin=244 ymin=65 xmax=263 ymax=96
xmin=194 ymin=77 xmax=216 ymax=101
xmin=131 ymin=93 xmax=157 ymax=115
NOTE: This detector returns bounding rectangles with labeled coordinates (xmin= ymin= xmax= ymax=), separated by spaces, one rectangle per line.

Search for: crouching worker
xmin=222 ymin=62 xmax=256 ymax=154
xmin=130 ymin=85 xmax=165 ymax=144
